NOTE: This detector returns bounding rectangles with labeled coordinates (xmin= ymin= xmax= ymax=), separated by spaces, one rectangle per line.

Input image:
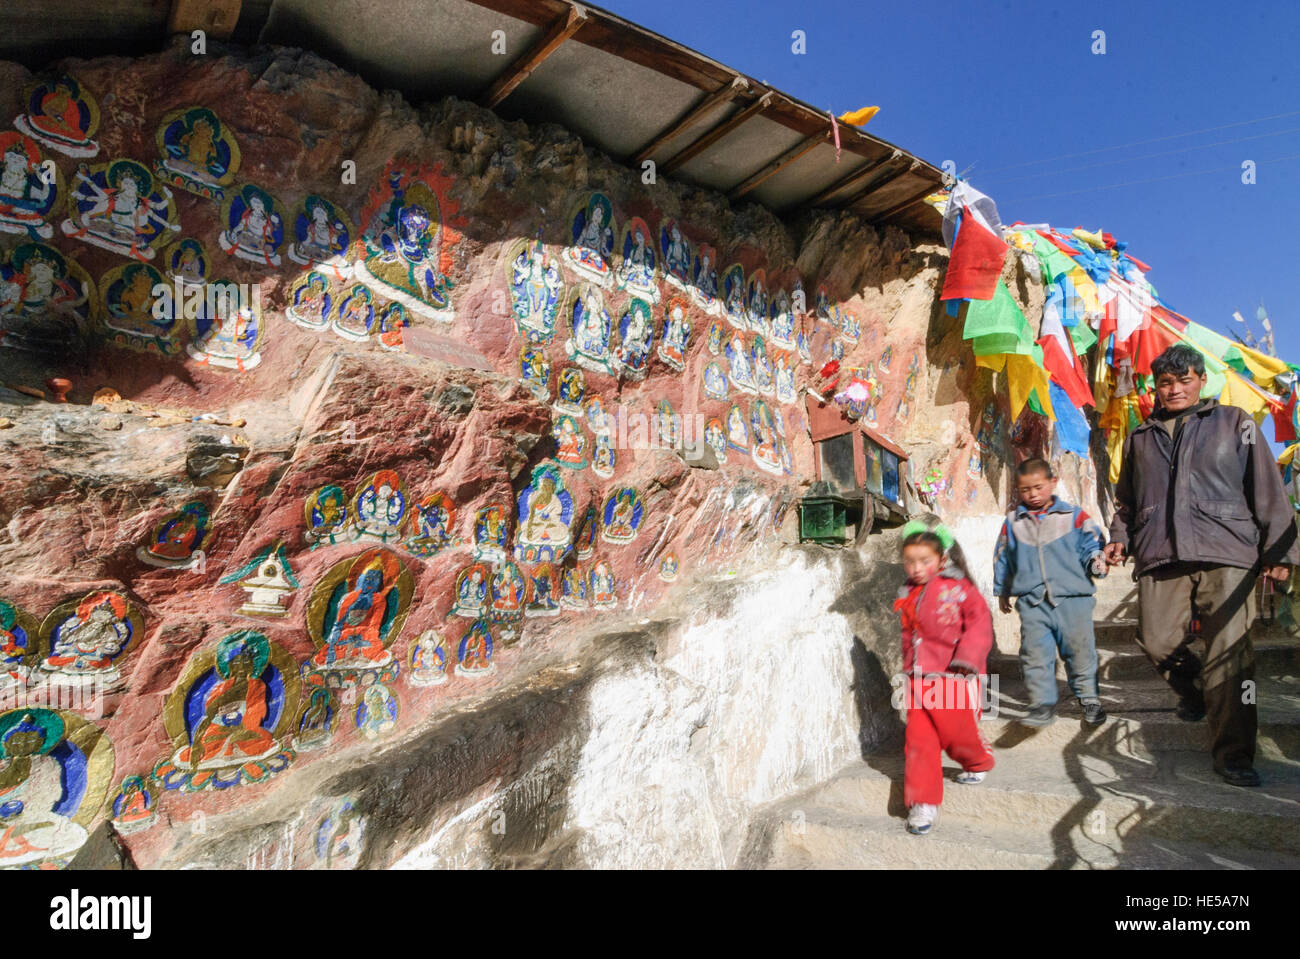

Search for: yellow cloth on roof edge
xmin=838 ymin=106 xmax=880 ymax=126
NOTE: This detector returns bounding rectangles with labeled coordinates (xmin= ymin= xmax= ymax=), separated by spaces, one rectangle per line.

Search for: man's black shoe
xmin=1021 ymin=705 xmax=1056 ymax=727
xmin=1081 ymin=702 xmax=1107 ymax=726
xmin=1175 ymin=695 xmax=1206 ymax=722
xmin=1219 ymin=767 xmax=1261 ymax=787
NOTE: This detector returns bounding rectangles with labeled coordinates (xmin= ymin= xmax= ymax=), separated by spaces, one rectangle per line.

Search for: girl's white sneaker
xmin=955 ymin=770 xmax=986 ymax=785
xmin=906 ymin=803 xmax=938 ymax=835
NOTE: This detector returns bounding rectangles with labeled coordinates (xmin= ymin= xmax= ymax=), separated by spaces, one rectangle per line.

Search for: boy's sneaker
xmin=1176 ymin=694 xmax=1206 ymax=722
xmin=906 ymin=803 xmax=938 ymax=835
xmin=955 ymin=770 xmax=986 ymax=785
xmin=1020 ymin=704 xmax=1056 ymax=727
xmin=1081 ymin=702 xmax=1107 ymax=726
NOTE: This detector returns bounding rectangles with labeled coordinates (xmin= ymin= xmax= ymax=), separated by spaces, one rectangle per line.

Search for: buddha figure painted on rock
xmin=769 ymin=289 xmax=795 ymax=349
xmin=491 ymin=563 xmax=526 ymax=618
xmin=293 ymin=687 xmax=336 ymax=752
xmin=0 ymin=133 xmax=59 ymax=239
xmin=659 ymin=553 xmax=679 ymax=582
xmin=588 ymin=562 xmax=616 ymax=609
xmin=408 ymin=629 xmax=448 ymax=687
xmin=746 ymin=270 xmax=769 ymax=335
xmin=306 ymin=549 xmax=411 ymax=683
xmin=560 ymin=566 xmax=587 ymax=610
xmin=287 ymin=271 xmax=333 ymax=331
xmin=456 ymin=620 xmax=494 ymax=677
xmin=525 ymin=563 xmax=560 ymax=617
xmin=14 ymin=76 xmax=100 ymax=158
xmin=591 ymin=433 xmax=615 ymax=479
xmin=706 ymin=319 xmax=724 ymax=356
xmin=751 ymin=336 xmax=775 ymax=397
xmin=690 ymin=244 xmax=720 ymax=315
xmin=722 ymin=264 xmax=746 ymax=330
xmin=305 ymin=483 xmax=350 ymax=548
xmin=750 ymin=400 xmax=783 ymax=475
xmin=186 ymin=279 xmax=263 ymax=371
xmin=473 ymin=505 xmax=509 ymax=564
xmin=378 ymin=302 xmax=407 ymax=351
xmin=451 ymin=563 xmax=491 ymax=619
xmin=164 ymin=237 xmax=209 ymax=289
xmin=660 ymin=220 xmax=692 ymax=290
xmin=725 ymin=333 xmax=756 ymax=394
xmin=137 ymin=500 xmax=210 ymax=568
xmin=109 ymin=775 xmax=157 ymax=834
xmin=0 ymin=243 xmax=93 ymax=352
xmin=351 ymin=469 xmax=407 ymax=543
xmin=554 ymin=365 xmax=585 ymax=417
xmin=601 ymin=487 xmax=644 ymax=544
xmin=774 ymin=353 xmax=797 ymax=405
xmin=406 ymin=492 xmax=455 ymax=558
xmin=563 ymin=192 xmax=615 ymax=286
xmin=356 ymin=163 xmax=460 ymax=321
xmin=0 ymin=600 xmax=39 ymax=693
xmin=217 ymin=184 xmax=284 ymax=267
xmin=703 ymin=362 xmax=728 ymax=401
xmin=616 ymin=217 xmax=659 ymax=302
xmin=514 ymin=464 xmax=574 ymax=563
xmin=0 ymin=708 xmax=112 ymax=868
xmin=153 ymin=106 xmax=240 ymax=201
xmin=288 ymin=194 xmax=353 ymax=278
xmin=553 ymin=415 xmax=588 ymax=470
xmin=355 ymin=683 xmax=398 ymax=740
xmin=613 ymin=298 xmax=654 ymax=379
xmin=99 ymin=262 xmax=177 ymax=354
xmin=520 ymin=345 xmax=551 ymax=402
xmin=153 ymin=630 xmax=297 ymax=792
xmin=39 ymin=591 xmax=142 ymax=690
xmin=508 ymin=235 xmax=564 ymax=343
xmin=704 ymin=417 xmax=728 ymax=464
xmin=315 ymin=799 xmax=366 ymax=869
xmin=726 ymin=404 xmax=749 ymax=452
xmin=565 ymin=284 xmax=615 ymax=375
xmin=331 ymin=283 xmax=376 ymax=342
xmin=575 ymin=505 xmax=598 ymax=560
xmin=657 ymin=298 xmax=691 ymax=371
xmin=62 ymin=158 xmax=178 ymax=260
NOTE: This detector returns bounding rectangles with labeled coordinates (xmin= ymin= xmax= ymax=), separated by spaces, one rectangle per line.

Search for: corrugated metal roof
xmin=5 ymin=0 xmax=945 ymax=234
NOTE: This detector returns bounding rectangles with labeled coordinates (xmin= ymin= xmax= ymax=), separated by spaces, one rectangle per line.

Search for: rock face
xmin=0 ymin=40 xmax=1067 ymax=869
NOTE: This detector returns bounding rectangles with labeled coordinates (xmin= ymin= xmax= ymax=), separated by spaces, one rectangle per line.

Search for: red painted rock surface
xmin=0 ymin=42 xmax=1066 ymax=868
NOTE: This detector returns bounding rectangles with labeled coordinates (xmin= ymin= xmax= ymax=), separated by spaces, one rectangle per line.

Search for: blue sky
xmin=601 ymin=0 xmax=1299 ymax=364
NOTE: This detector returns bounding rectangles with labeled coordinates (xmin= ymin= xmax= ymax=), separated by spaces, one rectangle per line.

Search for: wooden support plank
xmin=661 ymin=91 xmax=774 ymax=175
xmin=837 ymin=160 xmax=920 ymax=209
xmin=869 ymin=181 xmax=942 ymax=222
xmin=805 ymin=151 xmax=899 ymax=208
xmin=168 ymin=0 xmax=242 ymax=39
xmin=480 ymin=4 xmax=588 ymax=109
xmin=727 ymin=130 xmax=827 ymax=200
xmin=632 ymin=76 xmax=749 ymax=165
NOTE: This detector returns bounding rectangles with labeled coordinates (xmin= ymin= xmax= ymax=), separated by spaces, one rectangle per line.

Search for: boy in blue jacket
xmin=994 ymin=458 xmax=1109 ymax=726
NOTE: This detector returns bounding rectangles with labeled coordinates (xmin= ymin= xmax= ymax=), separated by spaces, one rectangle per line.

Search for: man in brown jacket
xmin=1104 ymin=344 xmax=1298 ymax=787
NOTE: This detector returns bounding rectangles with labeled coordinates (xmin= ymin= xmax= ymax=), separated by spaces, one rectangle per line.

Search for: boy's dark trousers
xmin=1135 ymin=562 xmax=1258 ymax=773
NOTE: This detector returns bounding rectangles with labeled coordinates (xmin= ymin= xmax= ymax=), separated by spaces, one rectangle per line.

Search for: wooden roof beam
xmin=805 ymin=150 xmax=900 ymax=208
xmin=480 ymin=4 xmax=588 ymax=109
xmin=870 ymin=182 xmax=942 ymax=222
xmin=169 ymin=0 xmax=242 ymax=39
xmin=838 ymin=159 xmax=921 ymax=209
xmin=632 ymin=76 xmax=749 ymax=165
xmin=661 ymin=91 xmax=774 ymax=175
xmin=727 ymin=130 xmax=828 ymax=201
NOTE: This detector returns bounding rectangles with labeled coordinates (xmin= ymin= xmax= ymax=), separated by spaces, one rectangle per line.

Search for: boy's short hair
xmin=1016 ymin=457 xmax=1054 ymax=480
xmin=1151 ymin=344 xmax=1206 ymax=379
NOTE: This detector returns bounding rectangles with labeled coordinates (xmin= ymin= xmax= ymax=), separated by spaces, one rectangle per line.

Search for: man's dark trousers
xmin=1136 ymin=562 xmax=1257 ymax=772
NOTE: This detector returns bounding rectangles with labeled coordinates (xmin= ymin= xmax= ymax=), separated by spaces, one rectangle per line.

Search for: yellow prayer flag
xmin=838 ymin=106 xmax=880 ymax=127
xmin=1218 ymin=369 xmax=1270 ymax=417
xmin=1233 ymin=341 xmax=1290 ymax=389
xmin=1005 ymin=354 xmax=1055 ymax=422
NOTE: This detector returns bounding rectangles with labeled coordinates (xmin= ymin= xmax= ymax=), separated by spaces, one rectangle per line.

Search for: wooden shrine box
xmin=801 ymin=396 xmax=909 ymax=541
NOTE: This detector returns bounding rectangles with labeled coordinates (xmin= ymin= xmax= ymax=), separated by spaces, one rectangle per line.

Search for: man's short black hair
xmin=1016 ymin=456 xmax=1054 ymax=479
xmin=1151 ymin=344 xmax=1206 ymax=379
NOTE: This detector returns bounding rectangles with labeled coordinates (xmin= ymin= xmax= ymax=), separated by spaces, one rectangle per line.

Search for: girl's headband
xmin=901 ymin=519 xmax=955 ymax=551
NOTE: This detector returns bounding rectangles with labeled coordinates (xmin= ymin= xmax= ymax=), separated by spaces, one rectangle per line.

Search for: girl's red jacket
xmin=894 ymin=568 xmax=994 ymax=676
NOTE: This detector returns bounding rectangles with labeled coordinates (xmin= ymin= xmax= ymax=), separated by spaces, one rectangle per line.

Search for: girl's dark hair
xmin=900 ymin=514 xmax=976 ymax=582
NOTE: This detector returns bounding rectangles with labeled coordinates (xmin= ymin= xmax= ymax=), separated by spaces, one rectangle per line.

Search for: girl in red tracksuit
xmin=894 ymin=521 xmax=995 ymax=835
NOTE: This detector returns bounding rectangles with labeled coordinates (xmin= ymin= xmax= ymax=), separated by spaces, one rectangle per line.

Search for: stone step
xmin=976 ymin=674 xmax=1300 ymax=759
xmin=990 ymin=637 xmax=1300 ymax=682
xmin=799 ymin=748 xmax=1300 ymax=858
xmin=752 ymin=803 xmax=1300 ymax=870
